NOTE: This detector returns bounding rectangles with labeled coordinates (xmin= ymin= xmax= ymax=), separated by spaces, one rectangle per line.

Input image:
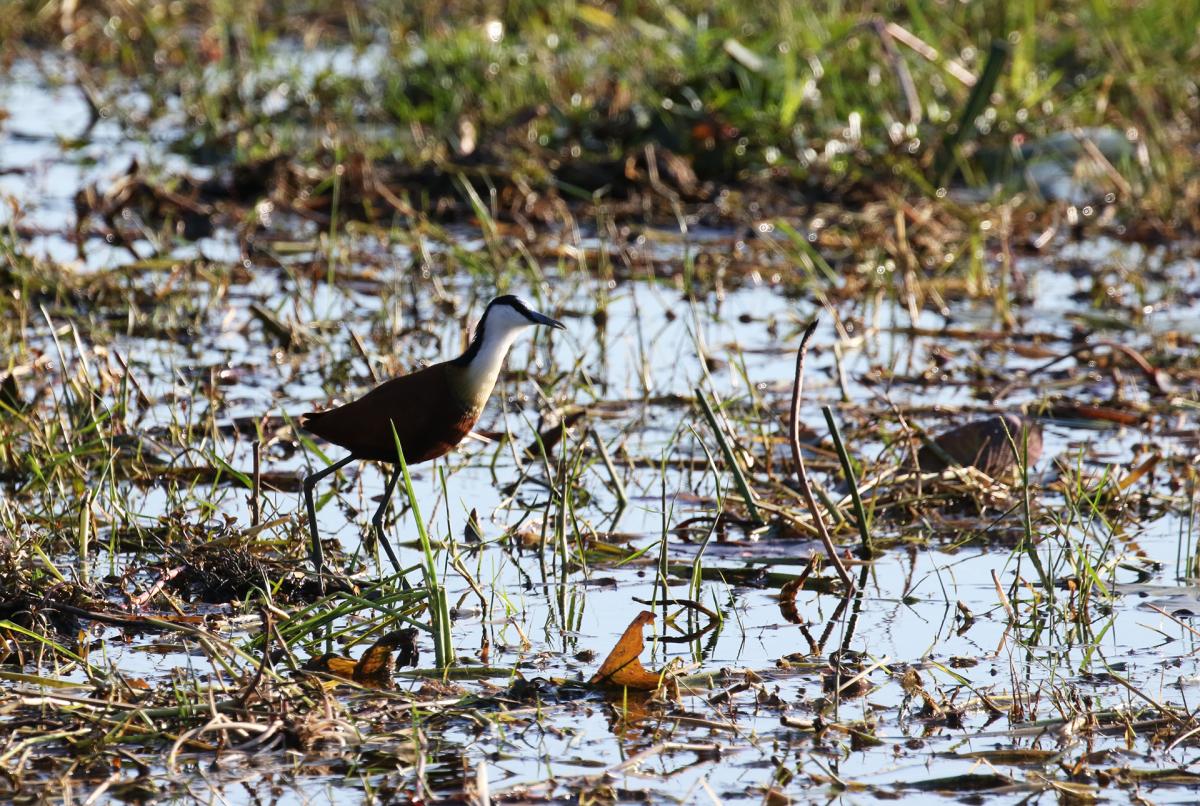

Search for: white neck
xmin=454 ymin=303 xmax=534 ymax=410
xmin=462 ymin=324 xmax=523 ymax=404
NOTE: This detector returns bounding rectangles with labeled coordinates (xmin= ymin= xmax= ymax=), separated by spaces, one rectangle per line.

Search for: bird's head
xmin=479 ymin=295 xmax=565 ymax=337
xmin=450 ymin=295 xmax=564 ymax=375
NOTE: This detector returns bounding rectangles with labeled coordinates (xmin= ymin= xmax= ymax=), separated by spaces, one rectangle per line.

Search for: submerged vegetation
xmin=1 ymin=0 xmax=1200 ymax=802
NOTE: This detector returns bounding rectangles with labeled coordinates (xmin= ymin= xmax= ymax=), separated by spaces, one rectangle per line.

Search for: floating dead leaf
xmin=956 ymin=748 xmax=1060 ymax=765
xmin=589 ymin=611 xmax=667 ymax=690
xmin=1101 ymin=767 xmax=1200 ymax=785
xmin=1046 ymin=401 xmax=1143 ymax=427
xmin=1011 ymin=343 xmax=1060 ymax=359
xmin=905 ymin=773 xmax=1015 ymax=792
xmin=303 ymin=628 xmax=418 ymax=687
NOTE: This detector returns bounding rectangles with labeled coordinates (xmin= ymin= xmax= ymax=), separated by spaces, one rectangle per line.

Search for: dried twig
xmin=788 ymin=320 xmax=853 ymax=589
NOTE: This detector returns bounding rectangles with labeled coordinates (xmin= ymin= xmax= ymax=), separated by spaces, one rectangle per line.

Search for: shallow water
xmin=3 ymin=58 xmax=1200 ymax=803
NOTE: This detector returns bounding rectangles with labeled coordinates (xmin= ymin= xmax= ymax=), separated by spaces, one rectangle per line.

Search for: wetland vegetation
xmin=2 ymin=1 xmax=1200 ymax=802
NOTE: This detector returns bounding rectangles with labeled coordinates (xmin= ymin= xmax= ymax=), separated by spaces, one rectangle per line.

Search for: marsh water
xmin=4 ymin=58 xmax=1200 ymax=804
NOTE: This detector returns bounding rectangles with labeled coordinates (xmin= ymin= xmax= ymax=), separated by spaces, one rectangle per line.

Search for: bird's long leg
xmin=303 ymin=455 xmax=356 ymax=577
xmin=371 ymin=467 xmax=404 ymax=575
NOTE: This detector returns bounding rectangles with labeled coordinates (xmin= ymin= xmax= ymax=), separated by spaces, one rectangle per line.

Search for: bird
xmin=299 ymin=295 xmax=564 ymax=578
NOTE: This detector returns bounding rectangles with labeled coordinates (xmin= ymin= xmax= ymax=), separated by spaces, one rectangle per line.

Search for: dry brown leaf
xmin=1117 ymin=454 xmax=1159 ymax=491
xmin=1047 ymin=401 xmax=1143 ymax=427
xmin=777 ymin=558 xmax=815 ymax=624
xmin=353 ymin=641 xmax=397 ymax=683
xmin=302 ymin=629 xmax=418 ymax=687
xmin=304 ymin=653 xmax=358 ymax=678
xmin=589 ymin=611 xmax=665 ymax=690
xmin=778 ymin=577 xmax=804 ymax=624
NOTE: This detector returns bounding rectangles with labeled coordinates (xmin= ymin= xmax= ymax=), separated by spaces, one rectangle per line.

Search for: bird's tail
xmin=299 ymin=411 xmax=324 ymax=430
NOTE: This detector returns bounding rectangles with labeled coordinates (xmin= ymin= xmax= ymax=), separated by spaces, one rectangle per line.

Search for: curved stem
xmin=788 ymin=319 xmax=854 ymax=590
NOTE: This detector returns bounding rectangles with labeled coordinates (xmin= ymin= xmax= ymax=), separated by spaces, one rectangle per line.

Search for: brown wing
xmin=300 ymin=363 xmax=477 ymax=464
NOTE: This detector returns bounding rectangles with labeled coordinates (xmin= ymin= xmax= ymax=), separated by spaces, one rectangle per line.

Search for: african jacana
xmin=300 ymin=295 xmax=564 ymax=577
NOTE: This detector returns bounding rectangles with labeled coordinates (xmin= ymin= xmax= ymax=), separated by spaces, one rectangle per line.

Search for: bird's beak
xmin=529 ymin=309 xmax=566 ymax=330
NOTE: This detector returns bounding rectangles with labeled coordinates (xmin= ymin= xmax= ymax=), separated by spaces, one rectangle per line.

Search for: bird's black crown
xmin=487 ymin=294 xmax=537 ymax=322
